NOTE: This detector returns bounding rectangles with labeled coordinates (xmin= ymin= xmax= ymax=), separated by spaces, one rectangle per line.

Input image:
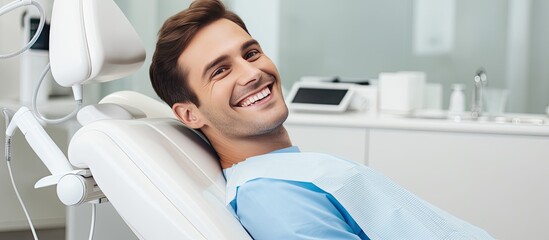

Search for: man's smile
xmin=239 ymin=87 xmax=272 ymax=107
xmin=233 ymin=82 xmax=275 ymax=108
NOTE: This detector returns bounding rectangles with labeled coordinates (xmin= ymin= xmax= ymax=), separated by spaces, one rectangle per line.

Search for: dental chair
xmin=13 ymin=0 xmax=252 ymax=238
xmin=69 ymin=91 xmax=251 ymax=239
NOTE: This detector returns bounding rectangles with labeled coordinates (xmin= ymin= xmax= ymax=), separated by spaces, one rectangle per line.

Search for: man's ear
xmin=172 ymin=102 xmax=205 ymax=129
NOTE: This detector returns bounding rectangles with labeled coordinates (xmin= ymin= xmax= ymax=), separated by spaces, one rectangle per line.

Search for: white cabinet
xmin=285 ymin=124 xmax=368 ymax=164
xmin=368 ymin=129 xmax=549 ymax=240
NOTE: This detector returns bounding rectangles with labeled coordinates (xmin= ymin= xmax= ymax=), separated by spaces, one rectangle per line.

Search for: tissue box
xmin=378 ymin=71 xmax=426 ymax=115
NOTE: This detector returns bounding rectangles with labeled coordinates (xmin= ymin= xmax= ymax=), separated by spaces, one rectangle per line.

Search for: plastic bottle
xmin=448 ymin=84 xmax=465 ymax=115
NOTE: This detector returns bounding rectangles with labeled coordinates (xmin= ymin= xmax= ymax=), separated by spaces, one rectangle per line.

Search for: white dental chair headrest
xmin=49 ymin=0 xmax=146 ymax=87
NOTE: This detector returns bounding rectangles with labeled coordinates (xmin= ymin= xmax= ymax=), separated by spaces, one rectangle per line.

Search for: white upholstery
xmin=68 ymin=91 xmax=251 ymax=239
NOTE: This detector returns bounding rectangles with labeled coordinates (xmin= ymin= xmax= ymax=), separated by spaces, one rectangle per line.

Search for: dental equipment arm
xmin=21 ymin=0 xmax=145 ymax=185
xmin=5 ymin=0 xmax=158 ymax=209
xmin=4 ymin=0 xmax=144 ymax=204
xmin=5 ymin=107 xmax=73 ymax=175
xmin=5 ymin=107 xmax=106 ymax=205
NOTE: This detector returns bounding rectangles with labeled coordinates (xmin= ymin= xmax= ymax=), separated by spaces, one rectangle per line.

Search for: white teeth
xmin=240 ymin=87 xmax=271 ymax=107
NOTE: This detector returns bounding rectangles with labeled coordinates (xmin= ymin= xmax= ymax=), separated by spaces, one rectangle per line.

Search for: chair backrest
xmin=68 ymin=91 xmax=251 ymax=239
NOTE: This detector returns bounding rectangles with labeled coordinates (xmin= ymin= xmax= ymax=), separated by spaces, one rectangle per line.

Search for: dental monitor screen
xmin=287 ymin=82 xmax=354 ymax=112
xmin=293 ymin=88 xmax=347 ymax=105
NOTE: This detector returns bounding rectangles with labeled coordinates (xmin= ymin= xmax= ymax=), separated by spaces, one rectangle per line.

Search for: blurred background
xmin=1 ymin=0 xmax=547 ymax=114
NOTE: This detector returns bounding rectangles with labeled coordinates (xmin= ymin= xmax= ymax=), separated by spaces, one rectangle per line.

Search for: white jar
xmin=448 ymin=84 xmax=465 ymax=114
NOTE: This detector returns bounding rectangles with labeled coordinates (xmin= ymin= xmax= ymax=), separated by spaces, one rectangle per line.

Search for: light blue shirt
xmin=224 ymin=147 xmax=369 ymax=239
xmin=225 ymin=147 xmax=494 ymax=240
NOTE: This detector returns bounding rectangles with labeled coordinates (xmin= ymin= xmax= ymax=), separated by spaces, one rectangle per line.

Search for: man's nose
xmin=235 ymin=59 xmax=261 ymax=86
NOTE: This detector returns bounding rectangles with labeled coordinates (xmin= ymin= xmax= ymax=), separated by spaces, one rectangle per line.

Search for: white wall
xmin=278 ymin=0 xmax=512 ymax=111
xmin=529 ymin=0 xmax=549 ymax=114
xmin=226 ymin=0 xmax=281 ymax=67
xmin=0 ymin=0 xmax=24 ymax=100
xmin=504 ymin=0 xmax=531 ymax=113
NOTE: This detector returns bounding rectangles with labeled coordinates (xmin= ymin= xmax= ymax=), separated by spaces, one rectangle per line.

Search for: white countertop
xmin=286 ymin=110 xmax=549 ymax=136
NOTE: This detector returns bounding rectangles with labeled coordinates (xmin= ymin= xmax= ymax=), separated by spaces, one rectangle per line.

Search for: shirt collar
xmin=223 ymin=146 xmax=300 ymax=179
xmin=269 ymin=146 xmax=300 ymax=154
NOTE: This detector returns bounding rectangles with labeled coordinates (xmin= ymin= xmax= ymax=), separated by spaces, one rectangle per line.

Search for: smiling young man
xmin=171 ymin=18 xmax=291 ymax=169
xmin=149 ymin=1 xmax=291 ymax=170
xmin=149 ymin=0 xmax=494 ymax=239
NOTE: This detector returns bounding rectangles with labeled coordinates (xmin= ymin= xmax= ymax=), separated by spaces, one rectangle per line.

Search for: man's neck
xmin=206 ymin=126 xmax=292 ymax=169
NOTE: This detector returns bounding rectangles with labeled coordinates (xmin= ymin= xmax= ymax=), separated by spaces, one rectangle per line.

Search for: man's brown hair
xmin=149 ymin=0 xmax=249 ymax=107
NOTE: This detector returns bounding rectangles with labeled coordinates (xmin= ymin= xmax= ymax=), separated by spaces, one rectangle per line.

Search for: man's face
xmin=177 ymin=19 xmax=288 ymax=140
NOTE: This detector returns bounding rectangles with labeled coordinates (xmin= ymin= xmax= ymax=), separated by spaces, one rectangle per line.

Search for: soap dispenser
xmin=448 ymin=84 xmax=465 ymax=115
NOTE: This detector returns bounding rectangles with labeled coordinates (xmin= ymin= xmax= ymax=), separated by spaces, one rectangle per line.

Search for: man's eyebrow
xmin=202 ymin=55 xmax=229 ymax=79
xmin=201 ymin=39 xmax=260 ymax=79
xmin=241 ymin=39 xmax=259 ymax=51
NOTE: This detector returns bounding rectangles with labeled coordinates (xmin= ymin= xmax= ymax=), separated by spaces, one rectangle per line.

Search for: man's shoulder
xmin=233 ymin=178 xmax=328 ymax=214
xmin=225 ymin=151 xmax=363 ymax=204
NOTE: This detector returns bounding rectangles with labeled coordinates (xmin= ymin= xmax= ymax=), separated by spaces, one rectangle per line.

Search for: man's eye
xmin=212 ymin=67 xmax=228 ymax=77
xmin=245 ymin=50 xmax=260 ymax=60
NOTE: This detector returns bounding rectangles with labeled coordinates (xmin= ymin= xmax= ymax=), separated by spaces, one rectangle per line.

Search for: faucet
xmin=471 ymin=69 xmax=487 ymax=119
